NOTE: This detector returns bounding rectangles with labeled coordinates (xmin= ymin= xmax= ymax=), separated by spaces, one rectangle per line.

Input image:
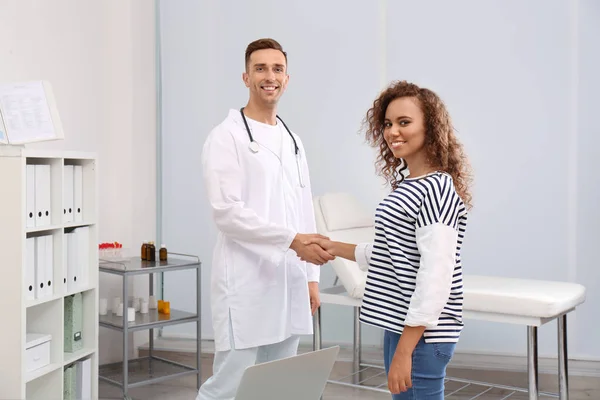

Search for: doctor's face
xmin=243 ymin=49 xmax=289 ymax=106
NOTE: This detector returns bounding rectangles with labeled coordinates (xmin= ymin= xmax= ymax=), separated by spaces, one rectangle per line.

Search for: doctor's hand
xmin=290 ymin=234 xmax=334 ymax=265
xmin=302 ymin=238 xmax=338 ymax=257
xmin=303 ymin=238 xmax=359 ymax=262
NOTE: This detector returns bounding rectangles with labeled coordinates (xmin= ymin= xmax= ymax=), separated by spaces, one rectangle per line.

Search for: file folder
xmin=63 ymin=364 xmax=76 ymax=400
xmin=44 ymin=234 xmax=53 ymax=298
xmin=64 ymin=293 xmax=83 ymax=353
xmin=63 ymin=165 xmax=74 ymax=223
xmin=74 ymin=165 xmax=83 ymax=222
xmin=76 ymin=358 xmax=92 ymax=400
xmin=25 ymin=237 xmax=35 ymax=301
xmin=26 ymin=165 xmax=35 ymax=228
xmin=66 ymin=232 xmax=79 ymax=292
xmin=75 ymin=227 xmax=89 ymax=288
xmin=35 ymin=236 xmax=47 ymax=299
xmin=34 ymin=164 xmax=51 ymax=227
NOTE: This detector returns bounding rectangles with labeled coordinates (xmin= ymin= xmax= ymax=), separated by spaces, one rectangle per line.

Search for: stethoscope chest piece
xmin=248 ymin=141 xmax=259 ymax=153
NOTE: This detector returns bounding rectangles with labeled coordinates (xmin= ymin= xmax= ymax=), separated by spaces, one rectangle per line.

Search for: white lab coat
xmin=201 ymin=109 xmax=320 ymax=353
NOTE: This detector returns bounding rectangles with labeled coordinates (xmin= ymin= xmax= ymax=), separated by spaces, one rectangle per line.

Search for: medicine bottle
xmin=147 ymin=241 xmax=156 ymax=262
xmin=141 ymin=241 xmax=148 ymax=260
xmin=159 ymin=244 xmax=168 ymax=261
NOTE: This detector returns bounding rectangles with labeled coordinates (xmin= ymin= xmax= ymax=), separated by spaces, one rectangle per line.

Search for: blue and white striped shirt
xmin=357 ymin=171 xmax=468 ymax=343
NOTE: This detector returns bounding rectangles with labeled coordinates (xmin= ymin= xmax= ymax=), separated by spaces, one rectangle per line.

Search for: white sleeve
xmin=404 ymin=222 xmax=458 ymax=328
xmin=297 ymin=140 xmax=320 ymax=283
xmin=201 ymin=128 xmax=296 ymax=266
xmin=354 ymin=242 xmax=373 ymax=271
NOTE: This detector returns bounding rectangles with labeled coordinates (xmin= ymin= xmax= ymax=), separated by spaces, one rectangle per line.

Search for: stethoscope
xmin=240 ymin=107 xmax=305 ymax=188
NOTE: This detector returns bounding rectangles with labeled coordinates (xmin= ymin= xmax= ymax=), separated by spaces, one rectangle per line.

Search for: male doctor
xmin=196 ymin=38 xmax=333 ymax=400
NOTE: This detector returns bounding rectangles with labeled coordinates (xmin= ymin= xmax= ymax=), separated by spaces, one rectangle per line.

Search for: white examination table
xmin=312 ymin=193 xmax=586 ymax=400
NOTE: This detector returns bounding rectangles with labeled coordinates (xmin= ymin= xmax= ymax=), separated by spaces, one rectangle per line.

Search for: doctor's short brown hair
xmin=245 ymin=38 xmax=287 ymax=70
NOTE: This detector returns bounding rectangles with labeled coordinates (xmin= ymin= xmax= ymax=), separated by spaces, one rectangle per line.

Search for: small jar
xmin=159 ymin=244 xmax=168 ymax=261
xmin=147 ymin=241 xmax=156 ymax=262
xmin=141 ymin=241 xmax=147 ymax=260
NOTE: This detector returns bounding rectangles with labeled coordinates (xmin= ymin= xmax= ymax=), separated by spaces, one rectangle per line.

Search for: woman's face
xmin=383 ymin=96 xmax=426 ymax=161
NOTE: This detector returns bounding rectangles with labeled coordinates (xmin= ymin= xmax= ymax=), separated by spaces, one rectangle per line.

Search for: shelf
xmin=0 ymin=150 xmax=99 ymax=400
xmin=26 ymin=224 xmax=62 ymax=234
xmin=99 ymin=356 xmax=198 ymax=389
xmin=99 ymin=254 xmax=201 ymax=276
xmin=64 ymin=347 xmax=95 ymax=366
xmin=24 ymin=285 xmax=94 ymax=309
xmin=64 ymin=220 xmax=96 ymax=229
xmin=25 ymin=362 xmax=62 ymax=383
xmin=99 ymin=309 xmax=198 ymax=332
xmin=25 ymin=292 xmax=62 ymax=309
xmin=64 ymin=285 xmax=95 ymax=298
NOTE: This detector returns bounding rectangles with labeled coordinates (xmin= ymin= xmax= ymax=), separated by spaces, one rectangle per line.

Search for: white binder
xmin=67 ymin=232 xmax=79 ymax=292
xmin=75 ymin=227 xmax=89 ymax=288
xmin=26 ymin=165 xmax=36 ymax=228
xmin=34 ymin=164 xmax=51 ymax=227
xmin=25 ymin=237 xmax=36 ymax=301
xmin=44 ymin=234 xmax=54 ymax=297
xmin=74 ymin=165 xmax=83 ymax=222
xmin=63 ymin=165 xmax=74 ymax=223
xmin=76 ymin=358 xmax=92 ymax=400
xmin=62 ymin=233 xmax=69 ymax=292
xmin=35 ymin=236 xmax=47 ymax=299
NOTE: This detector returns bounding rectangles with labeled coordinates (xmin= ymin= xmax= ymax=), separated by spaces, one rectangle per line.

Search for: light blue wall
xmin=157 ymin=0 xmax=600 ymax=360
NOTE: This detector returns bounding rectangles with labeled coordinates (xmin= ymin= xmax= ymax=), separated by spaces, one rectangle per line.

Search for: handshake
xmin=290 ymin=233 xmax=340 ymax=266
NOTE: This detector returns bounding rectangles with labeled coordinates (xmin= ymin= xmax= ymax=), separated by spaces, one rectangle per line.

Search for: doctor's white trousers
xmin=195 ymin=318 xmax=300 ymax=400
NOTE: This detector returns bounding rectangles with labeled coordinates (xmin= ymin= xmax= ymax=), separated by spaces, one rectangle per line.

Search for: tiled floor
xmin=99 ymin=347 xmax=600 ymax=400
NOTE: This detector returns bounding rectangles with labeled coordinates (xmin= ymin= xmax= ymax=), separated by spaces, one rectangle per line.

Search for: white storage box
xmin=25 ymin=333 xmax=52 ymax=372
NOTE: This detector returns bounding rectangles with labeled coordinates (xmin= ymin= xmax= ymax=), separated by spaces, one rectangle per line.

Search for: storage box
xmin=64 ymin=293 xmax=83 ymax=353
xmin=25 ymin=333 xmax=52 ymax=372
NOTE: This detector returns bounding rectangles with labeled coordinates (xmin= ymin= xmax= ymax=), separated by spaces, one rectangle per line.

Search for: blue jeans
xmin=383 ymin=330 xmax=456 ymax=399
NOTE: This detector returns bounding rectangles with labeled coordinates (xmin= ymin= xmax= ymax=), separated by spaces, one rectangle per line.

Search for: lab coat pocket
xmin=230 ymin=244 xmax=278 ymax=294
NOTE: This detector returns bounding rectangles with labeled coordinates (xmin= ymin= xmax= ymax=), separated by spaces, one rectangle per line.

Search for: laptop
xmin=234 ymin=346 xmax=340 ymax=400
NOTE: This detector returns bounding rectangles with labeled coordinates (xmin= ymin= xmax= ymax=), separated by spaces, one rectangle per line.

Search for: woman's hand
xmin=388 ymin=353 xmax=412 ymax=394
xmin=303 ymin=238 xmax=338 ymax=256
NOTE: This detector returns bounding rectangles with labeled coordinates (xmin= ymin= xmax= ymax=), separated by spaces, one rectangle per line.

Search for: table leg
xmin=527 ymin=326 xmax=539 ymax=400
xmin=149 ymin=273 xmax=154 ymax=375
xmin=313 ymin=306 xmax=322 ymax=351
xmin=353 ymin=306 xmax=361 ymax=385
xmin=197 ymin=265 xmax=202 ymax=390
xmin=558 ymin=314 xmax=569 ymax=399
xmin=123 ymin=275 xmax=129 ymax=399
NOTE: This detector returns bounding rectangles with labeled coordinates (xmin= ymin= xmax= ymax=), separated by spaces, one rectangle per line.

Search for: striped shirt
xmin=358 ymin=171 xmax=468 ymax=343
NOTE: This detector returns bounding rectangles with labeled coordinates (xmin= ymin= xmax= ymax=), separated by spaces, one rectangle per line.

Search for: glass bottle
xmin=159 ymin=244 xmax=168 ymax=261
xmin=141 ymin=241 xmax=147 ymax=260
xmin=147 ymin=241 xmax=156 ymax=261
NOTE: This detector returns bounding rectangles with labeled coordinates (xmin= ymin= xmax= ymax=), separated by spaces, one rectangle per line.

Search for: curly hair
xmin=363 ymin=80 xmax=473 ymax=210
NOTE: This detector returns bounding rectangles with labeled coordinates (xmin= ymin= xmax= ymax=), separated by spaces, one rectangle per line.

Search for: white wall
xmin=158 ymin=0 xmax=600 ymax=361
xmin=0 ymin=0 xmax=157 ymax=364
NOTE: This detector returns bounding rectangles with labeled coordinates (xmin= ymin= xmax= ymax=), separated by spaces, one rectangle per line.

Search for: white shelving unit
xmin=0 ymin=147 xmax=99 ymax=400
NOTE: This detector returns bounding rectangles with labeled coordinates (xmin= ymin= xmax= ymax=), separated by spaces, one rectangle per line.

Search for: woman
xmin=305 ymin=80 xmax=473 ymax=399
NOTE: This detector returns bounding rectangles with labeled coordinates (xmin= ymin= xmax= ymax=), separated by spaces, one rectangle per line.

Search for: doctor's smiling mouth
xmin=260 ymin=81 xmax=280 ymax=94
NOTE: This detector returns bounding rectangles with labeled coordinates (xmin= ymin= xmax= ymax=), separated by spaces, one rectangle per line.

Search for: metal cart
xmin=98 ymin=252 xmax=201 ymax=400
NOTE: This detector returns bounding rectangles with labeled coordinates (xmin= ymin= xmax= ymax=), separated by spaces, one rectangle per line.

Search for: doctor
xmin=196 ymin=38 xmax=333 ymax=400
